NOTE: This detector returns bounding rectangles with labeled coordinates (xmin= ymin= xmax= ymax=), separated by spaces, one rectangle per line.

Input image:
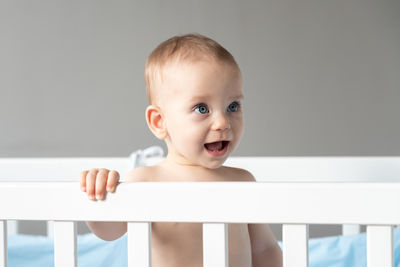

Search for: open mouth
xmin=204 ymin=141 xmax=230 ymax=156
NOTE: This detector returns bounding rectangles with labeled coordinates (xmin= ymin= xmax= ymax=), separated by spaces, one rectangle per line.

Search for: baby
xmin=80 ymin=33 xmax=282 ymax=267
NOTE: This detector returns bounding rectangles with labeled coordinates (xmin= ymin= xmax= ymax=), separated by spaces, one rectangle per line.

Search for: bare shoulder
xmin=222 ymin=166 xmax=256 ymax=182
xmin=122 ymin=165 xmax=159 ymax=182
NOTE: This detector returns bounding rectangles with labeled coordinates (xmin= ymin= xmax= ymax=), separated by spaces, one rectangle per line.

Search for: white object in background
xmin=54 ymin=221 xmax=77 ymax=267
xmin=128 ymin=222 xmax=151 ymax=267
xmin=203 ymin=223 xmax=229 ymax=267
xmin=283 ymin=224 xmax=309 ymax=267
xmin=367 ymin=225 xmax=393 ymax=267
xmin=47 ymin=221 xmax=54 ymax=237
xmin=342 ymin=224 xmax=361 ymax=235
xmin=0 ymin=220 xmax=7 ymax=267
xmin=6 ymin=221 xmax=17 ymax=235
xmin=129 ymin=146 xmax=164 ymax=169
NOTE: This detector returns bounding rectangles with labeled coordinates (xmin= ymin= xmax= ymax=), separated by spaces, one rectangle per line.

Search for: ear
xmin=145 ymin=105 xmax=168 ymax=140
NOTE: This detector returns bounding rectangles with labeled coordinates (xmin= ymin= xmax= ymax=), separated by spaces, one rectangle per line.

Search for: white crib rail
xmin=1 ymin=182 xmax=400 ymax=267
xmin=54 ymin=221 xmax=77 ymax=267
xmin=0 ymin=221 xmax=6 ymax=267
xmin=2 ymin=157 xmax=400 ymax=182
xmin=2 ymin=156 xmax=400 ymax=239
xmin=283 ymin=224 xmax=309 ymax=267
xmin=367 ymin=225 xmax=393 ymax=267
xmin=203 ymin=223 xmax=229 ymax=267
xmin=128 ymin=222 xmax=151 ymax=267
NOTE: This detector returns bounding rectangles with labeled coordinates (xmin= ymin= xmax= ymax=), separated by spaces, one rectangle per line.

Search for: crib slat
xmin=367 ymin=225 xmax=393 ymax=267
xmin=342 ymin=224 xmax=361 ymax=235
xmin=0 ymin=221 xmax=7 ymax=267
xmin=47 ymin=221 xmax=54 ymax=237
xmin=282 ymin=224 xmax=308 ymax=267
xmin=54 ymin=221 xmax=77 ymax=267
xmin=203 ymin=223 xmax=228 ymax=267
xmin=128 ymin=222 xmax=151 ymax=267
xmin=6 ymin=221 xmax=17 ymax=236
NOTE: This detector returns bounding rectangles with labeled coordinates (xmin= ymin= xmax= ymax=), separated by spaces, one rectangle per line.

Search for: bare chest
xmin=150 ymin=222 xmax=252 ymax=267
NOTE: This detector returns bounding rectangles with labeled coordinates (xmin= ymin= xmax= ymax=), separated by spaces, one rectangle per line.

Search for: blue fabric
xmin=8 ymin=233 xmax=128 ymax=267
xmin=8 ymin=227 xmax=400 ymax=267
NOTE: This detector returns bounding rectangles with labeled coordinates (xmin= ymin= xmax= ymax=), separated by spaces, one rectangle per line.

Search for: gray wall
xmin=1 ymin=0 xmax=399 ymax=157
xmin=1 ymin=0 xmax=399 ymax=239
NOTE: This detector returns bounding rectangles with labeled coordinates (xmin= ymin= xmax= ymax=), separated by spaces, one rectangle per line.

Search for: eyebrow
xmin=189 ymin=94 xmax=244 ymax=101
xmin=231 ymin=94 xmax=244 ymax=100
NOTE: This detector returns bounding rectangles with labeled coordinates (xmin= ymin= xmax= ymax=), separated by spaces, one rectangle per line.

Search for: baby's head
xmin=144 ymin=34 xmax=244 ymax=169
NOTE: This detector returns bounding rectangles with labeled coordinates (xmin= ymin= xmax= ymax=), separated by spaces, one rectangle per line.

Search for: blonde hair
xmin=144 ymin=33 xmax=240 ymax=104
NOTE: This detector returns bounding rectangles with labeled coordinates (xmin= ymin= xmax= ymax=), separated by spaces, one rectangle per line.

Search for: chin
xmin=204 ymin=158 xmax=228 ymax=169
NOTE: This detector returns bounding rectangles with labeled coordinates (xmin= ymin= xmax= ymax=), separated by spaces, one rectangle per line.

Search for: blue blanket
xmin=8 ymin=227 xmax=400 ymax=267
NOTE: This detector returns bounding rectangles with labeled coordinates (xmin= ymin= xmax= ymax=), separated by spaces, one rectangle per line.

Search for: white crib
xmin=1 ymin=156 xmax=400 ymax=267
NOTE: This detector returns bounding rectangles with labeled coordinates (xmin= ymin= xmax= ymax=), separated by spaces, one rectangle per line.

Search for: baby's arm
xmin=248 ymin=224 xmax=282 ymax=267
xmin=240 ymin=170 xmax=282 ymax=267
xmin=80 ymin=168 xmax=127 ymax=241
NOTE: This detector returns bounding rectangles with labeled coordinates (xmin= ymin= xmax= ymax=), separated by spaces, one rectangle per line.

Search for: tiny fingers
xmin=106 ymin=170 xmax=120 ymax=193
xmin=80 ymin=170 xmax=89 ymax=192
xmin=80 ymin=168 xmax=118 ymax=201
xmin=86 ymin=169 xmax=99 ymax=200
xmin=95 ymin=169 xmax=109 ymax=200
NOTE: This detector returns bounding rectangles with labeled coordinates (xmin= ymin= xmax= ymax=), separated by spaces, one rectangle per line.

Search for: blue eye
xmin=228 ymin=102 xmax=240 ymax=112
xmin=194 ymin=104 xmax=209 ymax=114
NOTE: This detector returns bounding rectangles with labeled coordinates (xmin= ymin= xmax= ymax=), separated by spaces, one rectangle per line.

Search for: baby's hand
xmin=80 ymin=168 xmax=120 ymax=201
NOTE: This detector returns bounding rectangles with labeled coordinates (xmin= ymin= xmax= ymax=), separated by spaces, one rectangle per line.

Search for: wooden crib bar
xmin=2 ymin=182 xmax=400 ymax=224
xmin=0 ymin=221 xmax=6 ymax=267
xmin=1 ymin=181 xmax=400 ymax=267
xmin=282 ymin=224 xmax=309 ymax=267
xmin=1 ymin=222 xmax=397 ymax=267
xmin=342 ymin=224 xmax=361 ymax=235
xmin=367 ymin=225 xmax=393 ymax=267
xmin=128 ymin=222 xmax=152 ymax=267
xmin=5 ymin=220 xmax=365 ymax=238
xmin=125 ymin=222 xmax=230 ymax=267
xmin=203 ymin=223 xmax=228 ymax=267
xmin=54 ymin=221 xmax=77 ymax=267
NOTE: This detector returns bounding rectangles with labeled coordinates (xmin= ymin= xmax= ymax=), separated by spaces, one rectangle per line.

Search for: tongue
xmin=205 ymin=141 xmax=223 ymax=151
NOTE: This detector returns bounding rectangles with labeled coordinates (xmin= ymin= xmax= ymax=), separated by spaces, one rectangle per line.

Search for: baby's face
xmin=159 ymin=60 xmax=244 ymax=169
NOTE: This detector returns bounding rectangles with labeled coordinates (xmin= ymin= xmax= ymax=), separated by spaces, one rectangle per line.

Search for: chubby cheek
xmin=184 ymin=125 xmax=208 ymax=152
xmin=231 ymin=118 xmax=244 ymax=149
xmin=169 ymin=119 xmax=206 ymax=153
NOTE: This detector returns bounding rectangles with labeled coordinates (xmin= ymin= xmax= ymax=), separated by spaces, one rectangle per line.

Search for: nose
xmin=211 ymin=112 xmax=231 ymax=131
